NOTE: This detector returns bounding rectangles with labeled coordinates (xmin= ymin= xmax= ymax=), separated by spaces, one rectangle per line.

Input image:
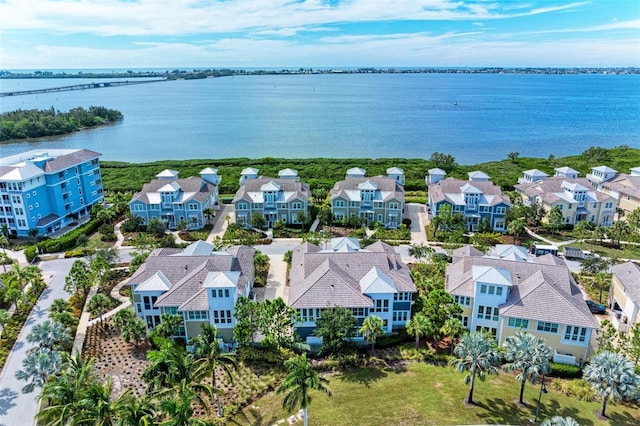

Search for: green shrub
xmin=24 ymin=245 xmax=37 ymax=262
xmin=65 ymin=248 xmax=89 ymax=258
xmin=38 ymin=219 xmax=101 ymax=253
xmin=549 ymin=362 xmax=582 ymax=379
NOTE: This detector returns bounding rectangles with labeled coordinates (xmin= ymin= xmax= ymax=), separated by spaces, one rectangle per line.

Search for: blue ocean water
xmin=0 ymin=73 xmax=638 ymax=163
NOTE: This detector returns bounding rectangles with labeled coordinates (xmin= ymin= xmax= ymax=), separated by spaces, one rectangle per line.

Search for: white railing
xmin=611 ymin=312 xmax=630 ymax=333
xmin=553 ymin=350 xmax=578 ymax=366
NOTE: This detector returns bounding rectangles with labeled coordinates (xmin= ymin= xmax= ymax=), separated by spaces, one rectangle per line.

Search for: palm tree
xmin=406 ymin=312 xmax=434 ymax=349
xmin=15 ymin=347 xmax=63 ymax=393
xmin=37 ymin=352 xmax=96 ymax=425
xmin=114 ymin=308 xmax=136 ymax=330
xmin=156 ymin=313 xmax=184 ymax=339
xmin=408 ymin=243 xmax=434 ymax=263
xmin=88 ymin=293 xmax=113 ymax=328
xmin=440 ymin=317 xmax=465 ymax=352
xmin=77 ymin=379 xmax=117 ymax=426
xmin=114 ymin=390 xmax=156 ymax=426
xmin=4 ymin=263 xmax=41 ymax=306
xmin=503 ymin=331 xmax=552 ymax=405
xmin=0 ymin=233 xmax=8 ymax=273
xmin=507 ymin=218 xmax=527 ymax=245
xmin=121 ymin=316 xmax=148 ymax=348
xmin=27 ymin=319 xmax=72 ymax=351
xmin=541 ymin=416 xmax=580 ymax=426
xmin=583 ymin=351 xmax=640 ymax=417
xmin=191 ymin=324 xmax=239 ymax=417
xmin=276 ymin=353 xmax=331 ymax=426
xmin=450 ymin=331 xmax=500 ymax=404
xmin=359 ymin=315 xmax=385 ymax=354
xmin=203 ymin=207 xmax=215 ymax=225
xmin=157 ymin=391 xmax=211 ymax=426
xmin=143 ymin=344 xmax=214 ymax=416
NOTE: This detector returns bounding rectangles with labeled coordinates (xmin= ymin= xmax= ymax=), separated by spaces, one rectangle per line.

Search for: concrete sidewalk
xmin=206 ymin=204 xmax=234 ymax=242
xmin=256 ymin=254 xmax=288 ymax=303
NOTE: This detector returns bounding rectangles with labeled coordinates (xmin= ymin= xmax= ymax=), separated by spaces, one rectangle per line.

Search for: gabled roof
xmin=387 ymin=167 xmax=404 ymax=174
xmin=233 ymin=175 xmax=310 ymax=204
xmin=555 ymin=166 xmax=578 ymax=175
xmin=515 ymin=176 xmax=613 ymax=205
xmin=490 ymin=245 xmax=530 ymax=262
xmin=523 ymin=169 xmax=549 ymax=178
xmin=429 ymin=178 xmax=511 ymax=207
xmin=612 ymin=262 xmax=640 ymax=305
xmin=360 ymin=267 xmax=398 ymax=293
xmin=358 ymin=179 xmax=378 ymax=191
xmin=472 ymin=265 xmax=512 ymax=286
xmin=203 ymin=271 xmax=241 ymax=288
xmin=289 ymin=240 xmax=415 ymax=309
xmin=130 ymin=174 xmax=217 ymax=205
xmin=177 ymin=240 xmax=215 ymax=256
xmin=428 ymin=168 xmax=446 ymax=175
xmin=278 ymin=168 xmax=298 ymax=177
xmin=136 ymin=271 xmax=173 ymax=292
xmin=200 ymin=167 xmax=218 ymax=175
xmin=468 ymin=171 xmax=489 ymax=180
xmin=241 ymin=167 xmax=259 ymax=175
xmin=260 ymin=180 xmax=281 ymax=191
xmin=158 ymin=182 xmax=181 ymax=192
xmin=561 ymin=181 xmax=590 ymax=192
xmin=347 ymin=167 xmax=366 ymax=176
xmin=591 ymin=165 xmax=618 ymax=174
xmin=157 ymin=169 xmax=179 ymax=179
xmin=447 ymin=251 xmax=598 ymax=328
xmin=460 ymin=183 xmax=482 ymax=194
xmin=600 ymin=174 xmax=640 ymax=200
xmin=326 ymin=237 xmax=364 ymax=253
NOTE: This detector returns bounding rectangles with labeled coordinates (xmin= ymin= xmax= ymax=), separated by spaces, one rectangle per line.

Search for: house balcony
xmin=360 ymin=200 xmax=373 ymax=209
xmin=553 ymin=350 xmax=578 ymax=366
xmin=263 ymin=202 xmax=277 ymax=210
xmin=611 ymin=311 xmax=630 ymax=333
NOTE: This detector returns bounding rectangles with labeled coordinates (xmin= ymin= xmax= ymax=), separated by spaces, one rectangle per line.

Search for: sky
xmin=0 ymin=0 xmax=639 ymax=70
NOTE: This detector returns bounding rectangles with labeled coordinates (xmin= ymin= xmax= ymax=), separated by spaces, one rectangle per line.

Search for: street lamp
xmin=533 ymin=377 xmax=548 ymax=423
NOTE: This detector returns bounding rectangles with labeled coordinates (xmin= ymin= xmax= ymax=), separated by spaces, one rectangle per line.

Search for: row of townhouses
xmin=427 ymin=165 xmax=640 ymax=232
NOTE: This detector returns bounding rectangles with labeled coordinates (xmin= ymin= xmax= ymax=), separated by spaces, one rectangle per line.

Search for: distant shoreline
xmin=1 ymin=66 xmax=639 ymax=80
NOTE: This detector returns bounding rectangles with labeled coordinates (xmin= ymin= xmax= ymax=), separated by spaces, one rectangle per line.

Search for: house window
xmin=557 ymin=205 xmax=563 ymax=210
xmin=392 ymin=311 xmax=408 ymax=322
xmin=537 ymin=322 xmax=559 ymax=333
xmin=212 ymin=310 xmax=232 ymax=324
xmin=507 ymin=318 xmax=529 ymax=329
xmin=373 ymin=299 xmax=389 ymax=313
xmin=480 ymin=284 xmax=487 ymax=294
xmin=567 ymin=204 xmax=572 ymax=210
xmin=454 ymin=295 xmax=471 ymax=306
xmin=477 ymin=306 xmax=499 ymax=321
xmin=564 ymin=326 xmax=587 ymax=342
xmin=496 ymin=287 xmax=503 ymax=296
xmin=389 ymin=202 xmax=399 ymax=209
xmin=335 ymin=200 xmax=345 ymax=207
xmin=164 ymin=307 xmax=178 ymax=315
xmin=237 ymin=203 xmax=248 ymax=210
xmin=605 ymin=202 xmax=613 ymax=209
xmin=377 ymin=214 xmax=383 ymax=222
xmin=187 ymin=311 xmax=208 ymax=320
xmin=488 ymin=286 xmax=495 ymax=295
xmin=495 ymin=207 xmax=506 ymax=214
xmin=292 ymin=202 xmax=302 ymax=209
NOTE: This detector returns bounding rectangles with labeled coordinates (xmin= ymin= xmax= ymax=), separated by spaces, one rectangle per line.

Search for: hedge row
xmin=37 ymin=219 xmax=101 ymax=253
xmin=548 ymin=361 xmax=583 ymax=379
xmin=0 ymin=281 xmax=47 ymax=371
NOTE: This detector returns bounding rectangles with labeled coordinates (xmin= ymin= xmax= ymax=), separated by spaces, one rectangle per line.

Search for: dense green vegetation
xmin=101 ymin=146 xmax=640 ymax=195
xmin=0 ymin=106 xmax=123 ymax=141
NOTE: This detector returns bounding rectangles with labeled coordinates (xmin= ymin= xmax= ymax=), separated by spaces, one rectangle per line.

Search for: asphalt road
xmin=0 ymin=257 xmax=75 ymax=426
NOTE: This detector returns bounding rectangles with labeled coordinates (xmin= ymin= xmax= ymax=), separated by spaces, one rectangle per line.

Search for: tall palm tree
xmin=27 ymin=319 xmax=72 ymax=351
xmin=276 ymin=353 xmax=331 ymax=426
xmin=114 ymin=390 xmax=156 ymax=426
xmin=157 ymin=391 xmax=212 ymax=426
xmin=191 ymin=324 xmax=239 ymax=417
xmin=15 ymin=347 xmax=62 ymax=393
xmin=203 ymin=208 xmax=215 ymax=225
xmin=450 ymin=331 xmax=500 ymax=404
xmin=143 ymin=344 xmax=214 ymax=416
xmin=583 ymin=351 xmax=640 ymax=417
xmin=77 ymin=379 xmax=117 ymax=426
xmin=503 ymin=331 xmax=552 ymax=405
xmin=38 ymin=352 xmax=96 ymax=425
xmin=88 ymin=293 xmax=112 ymax=327
xmin=359 ymin=315 xmax=384 ymax=354
xmin=507 ymin=218 xmax=527 ymax=245
xmin=4 ymin=263 xmax=41 ymax=306
xmin=406 ymin=312 xmax=434 ymax=349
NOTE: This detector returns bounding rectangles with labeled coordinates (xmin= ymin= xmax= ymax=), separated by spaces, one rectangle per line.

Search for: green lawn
xmin=230 ymin=362 xmax=640 ymax=426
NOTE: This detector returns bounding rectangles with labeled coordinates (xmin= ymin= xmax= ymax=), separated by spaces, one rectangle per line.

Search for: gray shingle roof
xmin=612 ymin=262 xmax=640 ymax=305
xmin=429 ymin=178 xmax=510 ymax=206
xmin=289 ymin=240 xmax=415 ymax=309
xmin=233 ymin=176 xmax=310 ymax=203
xmin=130 ymin=245 xmax=255 ymax=309
xmin=330 ymin=175 xmax=404 ymax=202
xmin=515 ymin=176 xmax=612 ymax=203
xmin=42 ymin=149 xmax=101 ymax=172
xmin=446 ymin=252 xmax=598 ymax=328
xmin=130 ymin=175 xmax=216 ymax=204
xmin=600 ymin=175 xmax=640 ymax=200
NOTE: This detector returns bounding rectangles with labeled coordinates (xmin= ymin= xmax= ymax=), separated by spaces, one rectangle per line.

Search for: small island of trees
xmin=0 ymin=106 xmax=123 ymax=141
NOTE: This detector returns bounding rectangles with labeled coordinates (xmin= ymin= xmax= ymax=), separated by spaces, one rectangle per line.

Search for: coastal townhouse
xmin=447 ymin=244 xmax=599 ymax=365
xmin=233 ymin=168 xmax=311 ymax=229
xmin=129 ymin=168 xmax=220 ymax=230
xmin=608 ymin=261 xmax=640 ymax=334
xmin=288 ymin=237 xmax=416 ymax=343
xmin=427 ymin=169 xmax=511 ymax=232
xmin=0 ymin=149 xmax=104 ymax=237
xmin=130 ymin=240 xmax=255 ymax=343
xmin=329 ymin=167 xmax=405 ymax=228
xmin=595 ymin=167 xmax=640 ymax=218
xmin=514 ymin=168 xmax=616 ymax=227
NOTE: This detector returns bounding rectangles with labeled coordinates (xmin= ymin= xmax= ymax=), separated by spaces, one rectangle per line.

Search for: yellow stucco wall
xmin=499 ymin=321 xmax=589 ymax=362
xmin=610 ymin=276 xmax=629 ymax=311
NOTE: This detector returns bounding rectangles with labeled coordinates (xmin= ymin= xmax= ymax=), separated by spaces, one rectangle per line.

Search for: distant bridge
xmin=0 ymin=78 xmax=167 ymax=97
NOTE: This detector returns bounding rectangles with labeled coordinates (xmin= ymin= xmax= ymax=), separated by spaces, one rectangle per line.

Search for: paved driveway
xmin=0 ymin=258 xmax=75 ymax=426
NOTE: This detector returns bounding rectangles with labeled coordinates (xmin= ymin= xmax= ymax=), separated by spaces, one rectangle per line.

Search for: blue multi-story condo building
xmin=0 ymin=149 xmax=104 ymax=237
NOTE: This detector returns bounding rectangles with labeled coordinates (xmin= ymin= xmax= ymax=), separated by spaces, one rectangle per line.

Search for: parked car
xmin=586 ymin=300 xmax=606 ymax=314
